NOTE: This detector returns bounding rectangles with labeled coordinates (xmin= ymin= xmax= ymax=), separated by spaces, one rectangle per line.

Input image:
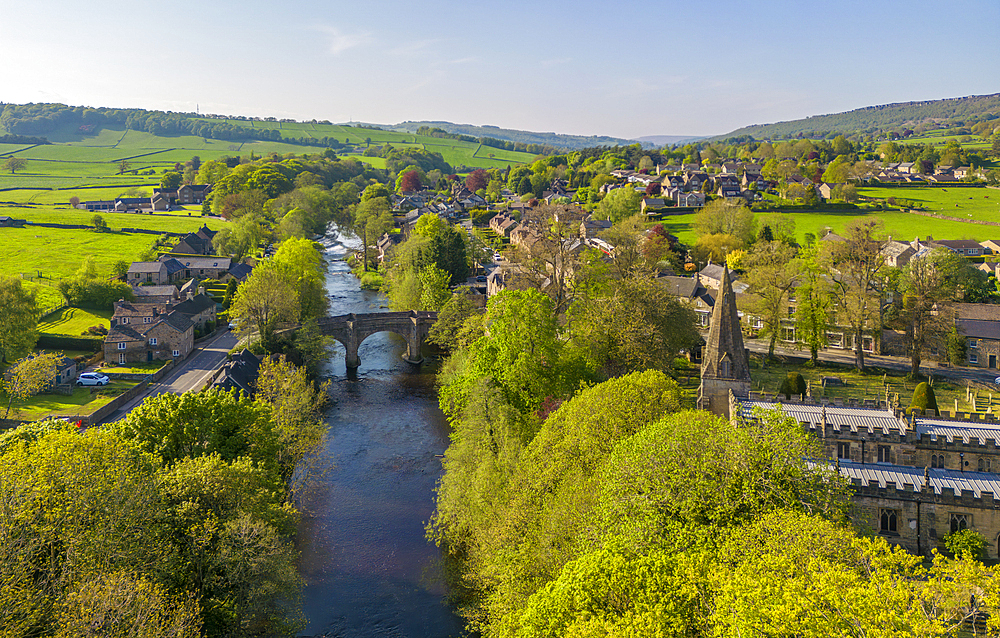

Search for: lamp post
xmin=861 ymin=437 xmax=866 ymax=465
xmin=960 ymin=451 xmax=965 ymax=473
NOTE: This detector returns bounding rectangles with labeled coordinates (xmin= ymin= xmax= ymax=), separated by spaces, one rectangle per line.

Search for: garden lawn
xmin=20 ymin=281 xmax=66 ymax=315
xmin=95 ymin=361 xmax=166 ymax=374
xmin=2 ymin=380 xmax=138 ymax=421
xmin=38 ymin=307 xmax=112 ymax=335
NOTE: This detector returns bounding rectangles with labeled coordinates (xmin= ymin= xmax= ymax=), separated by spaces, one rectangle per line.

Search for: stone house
xmin=490 ymin=213 xmax=519 ymax=238
xmin=128 ymin=261 xmax=170 ymax=286
xmin=955 ymin=303 xmax=1000 ymax=370
xmin=112 ymin=300 xmax=170 ymax=328
xmin=158 ymin=255 xmax=232 ymax=280
xmin=104 ymin=311 xmax=194 ymax=364
xmin=132 ymin=285 xmax=180 ymax=305
xmin=177 ymin=184 xmax=211 ymax=204
xmin=171 ymin=293 xmax=218 ymax=332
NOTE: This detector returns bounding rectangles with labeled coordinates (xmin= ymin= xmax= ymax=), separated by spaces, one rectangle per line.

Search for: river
xmin=296 ymin=231 xmax=465 ymax=638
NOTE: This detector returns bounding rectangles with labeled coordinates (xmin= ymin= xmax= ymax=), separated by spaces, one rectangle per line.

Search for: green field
xmin=0 ymin=226 xmax=159 ymax=280
xmin=857 ymin=186 xmax=1000 ymax=224
xmin=38 ymin=307 xmax=112 ymax=335
xmin=20 ymin=280 xmax=67 ymax=314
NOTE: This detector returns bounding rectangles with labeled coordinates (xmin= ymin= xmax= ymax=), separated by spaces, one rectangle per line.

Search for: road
xmin=745 ymin=338 xmax=1000 ymax=387
xmin=99 ymin=329 xmax=241 ymax=424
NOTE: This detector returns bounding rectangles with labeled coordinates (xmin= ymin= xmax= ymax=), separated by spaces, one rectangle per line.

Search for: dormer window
xmin=122 ymin=317 xmax=129 ymax=324
xmin=144 ymin=317 xmax=152 ymax=323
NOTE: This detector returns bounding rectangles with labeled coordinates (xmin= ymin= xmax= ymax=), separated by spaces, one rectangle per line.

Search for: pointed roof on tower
xmin=701 ymin=266 xmax=750 ymax=382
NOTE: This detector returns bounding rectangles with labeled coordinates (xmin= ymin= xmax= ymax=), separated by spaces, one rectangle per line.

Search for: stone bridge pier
xmin=316 ymin=311 xmax=438 ymax=369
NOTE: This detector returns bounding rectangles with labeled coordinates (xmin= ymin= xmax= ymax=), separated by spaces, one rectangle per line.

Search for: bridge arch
xmin=316 ymin=311 xmax=437 ymax=369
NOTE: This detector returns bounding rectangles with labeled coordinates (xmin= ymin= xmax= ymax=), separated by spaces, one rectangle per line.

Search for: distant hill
xmin=633 ymin=134 xmax=708 ymax=146
xmin=714 ymin=93 xmax=1000 ymax=141
xmin=393 ymin=121 xmax=634 ymax=151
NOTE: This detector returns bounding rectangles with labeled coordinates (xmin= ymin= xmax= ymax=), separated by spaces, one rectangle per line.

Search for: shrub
xmin=909 ymin=381 xmax=938 ymax=414
xmin=944 ymin=528 xmax=986 ymax=560
xmin=779 ymin=372 xmax=807 ymax=399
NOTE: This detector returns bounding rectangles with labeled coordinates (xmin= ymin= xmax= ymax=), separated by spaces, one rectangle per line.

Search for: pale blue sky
xmin=1 ymin=0 xmax=997 ymax=139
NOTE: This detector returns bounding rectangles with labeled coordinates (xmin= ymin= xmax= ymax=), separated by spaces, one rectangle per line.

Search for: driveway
xmin=98 ymin=329 xmax=241 ymax=424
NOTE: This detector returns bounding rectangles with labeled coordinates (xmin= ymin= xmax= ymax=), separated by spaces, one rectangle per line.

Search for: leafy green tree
xmin=113 ymin=388 xmax=278 ymax=468
xmin=744 ymin=241 xmax=799 ymax=360
xmin=222 ymin=277 xmax=238 ymax=309
xmin=569 ymin=276 xmax=699 ymax=379
xmin=353 ymin=195 xmax=393 ymax=271
xmin=0 ymin=276 xmax=40 ymax=364
xmin=3 ymin=352 xmax=63 ymax=418
xmin=229 ymin=261 xmax=301 ymax=343
xmin=794 ymin=246 xmax=832 ymax=364
xmin=90 ymin=214 xmax=108 ymax=232
xmin=595 ymin=187 xmax=642 ymax=223
xmin=427 ymin=288 xmax=484 ymax=351
xmin=899 ymin=249 xmax=964 ymax=377
xmin=419 ymin=264 xmax=452 ymax=311
xmin=944 ymin=528 xmax=986 ymax=560
xmin=117 ymin=159 xmax=132 ymax=175
xmin=691 ymin=232 xmax=742 ymax=263
xmin=910 ymin=381 xmax=938 ymax=414
xmin=272 ymin=237 xmax=328 ymax=320
xmin=159 ymin=171 xmax=182 ymax=190
xmin=693 ymin=199 xmax=757 ymax=246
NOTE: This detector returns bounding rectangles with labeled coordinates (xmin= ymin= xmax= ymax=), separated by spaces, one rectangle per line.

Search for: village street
xmin=98 ymin=329 xmax=240 ymax=424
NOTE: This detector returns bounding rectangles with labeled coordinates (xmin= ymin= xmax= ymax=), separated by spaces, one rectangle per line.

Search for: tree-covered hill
xmin=393 ymin=120 xmax=635 ymax=151
xmin=715 ymin=93 xmax=1000 ymax=141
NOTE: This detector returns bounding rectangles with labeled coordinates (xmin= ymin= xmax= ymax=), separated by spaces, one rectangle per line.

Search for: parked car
xmin=77 ymin=372 xmax=110 ymax=386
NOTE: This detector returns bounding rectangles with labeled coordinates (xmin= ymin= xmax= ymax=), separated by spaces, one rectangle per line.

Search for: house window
xmin=119 ymin=352 xmax=126 ymax=364
xmin=837 ymin=442 xmax=850 ymax=459
xmin=950 ymin=513 xmax=970 ymax=534
xmin=880 ymin=509 xmax=898 ymax=533
xmin=122 ymin=317 xmax=129 ymax=324
xmin=878 ymin=445 xmax=891 ymax=463
xmin=149 ymin=337 xmax=157 ymax=346
xmin=117 ymin=342 xmax=126 ymax=350
xmin=144 ymin=317 xmax=151 ymax=323
xmin=827 ymin=332 xmax=843 ymax=348
xmin=932 ymin=454 xmax=944 ymax=469
xmin=970 ymin=352 xmax=979 ymax=364
xmin=787 ymin=306 xmax=796 ymax=318
xmin=172 ymin=350 xmax=180 ymax=357
xmin=862 ymin=336 xmax=874 ymax=353
xmin=781 ymin=327 xmax=796 ymax=342
xmin=979 ymin=458 xmax=992 ymax=472
xmin=752 ymin=317 xmax=763 ymax=330
xmin=969 ymin=339 xmax=979 ymax=349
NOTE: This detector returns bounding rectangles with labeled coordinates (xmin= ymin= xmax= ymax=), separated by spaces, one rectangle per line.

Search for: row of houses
xmin=80 ymin=184 xmax=211 ymax=213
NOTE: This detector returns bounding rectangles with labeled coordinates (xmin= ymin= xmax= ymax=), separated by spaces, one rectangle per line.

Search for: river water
xmin=296 ymin=231 xmax=465 ymax=638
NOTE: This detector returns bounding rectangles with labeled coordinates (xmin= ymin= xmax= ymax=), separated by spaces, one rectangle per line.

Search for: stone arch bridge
xmin=316 ymin=311 xmax=438 ymax=368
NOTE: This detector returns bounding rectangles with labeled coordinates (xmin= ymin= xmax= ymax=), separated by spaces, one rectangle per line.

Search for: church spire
xmin=698 ymin=266 xmax=751 ymax=418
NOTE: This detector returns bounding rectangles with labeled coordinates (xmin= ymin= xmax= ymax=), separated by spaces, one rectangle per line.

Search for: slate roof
xmin=172 ymin=293 xmax=216 ymax=316
xmin=130 ymin=262 xmax=166 ymax=273
xmin=831 ymin=459 xmax=1000 ymax=498
xmin=955 ymin=304 xmax=999 ymax=321
xmin=105 ymin=324 xmax=146 ymax=343
xmin=915 ymin=419 xmax=1000 ymax=446
xmin=133 ymin=285 xmax=178 ymax=299
xmin=741 ymin=401 xmax=903 ymax=433
xmin=956 ymin=319 xmax=1000 ymax=341
xmin=213 ymin=349 xmax=262 ymax=397
xmin=161 ymin=312 xmax=194 ymax=333
xmin=161 ymin=256 xmax=232 ymax=270
xmin=228 ymin=263 xmax=253 ymax=280
xmin=161 ymin=258 xmax=186 ymax=275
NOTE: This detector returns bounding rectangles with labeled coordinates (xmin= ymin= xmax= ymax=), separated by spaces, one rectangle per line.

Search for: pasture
xmin=0 ymin=226 xmax=160 ymax=280
xmin=857 ymin=186 xmax=1000 ymax=224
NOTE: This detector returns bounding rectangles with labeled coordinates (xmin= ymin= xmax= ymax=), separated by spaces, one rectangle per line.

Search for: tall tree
xmin=744 ymin=241 xmax=799 ymax=361
xmin=0 ymin=276 xmax=40 ymax=364
xmin=229 ymin=261 xmax=301 ymax=343
xmin=2 ymin=352 xmax=64 ymax=418
xmin=898 ymin=249 xmax=964 ymax=377
xmin=3 ymin=157 xmax=26 ymax=174
xmin=794 ymin=246 xmax=832 ymax=365
xmin=824 ymin=219 xmax=888 ymax=371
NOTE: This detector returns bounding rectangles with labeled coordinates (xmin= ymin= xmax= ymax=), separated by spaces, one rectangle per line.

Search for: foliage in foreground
xmin=0 ymin=359 xmax=327 ymax=637
xmin=431 ymin=364 xmax=1000 ymax=637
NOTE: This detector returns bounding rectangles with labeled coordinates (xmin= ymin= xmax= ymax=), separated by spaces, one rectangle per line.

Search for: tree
xmin=744 ymin=241 xmax=799 ymax=360
xmin=111 ymin=259 xmax=130 ymax=278
xmin=599 ymin=215 xmax=649 ymax=279
xmin=272 ymin=237 xmax=328 ymax=320
xmin=569 ymin=276 xmax=699 ymax=378
xmin=824 ymin=218 xmax=888 ymax=371
xmin=2 ymin=352 xmax=63 ymax=418
xmin=117 ymin=160 xmax=132 ymax=175
xmin=68 ymin=195 xmax=80 ymax=207
xmin=0 ymin=276 xmax=40 ymax=364
xmin=691 ymin=233 xmax=742 ymax=263
xmin=353 ymin=195 xmax=393 ymax=271
xmin=91 ymin=214 xmax=108 ymax=232
xmin=398 ymin=169 xmax=422 ymax=193
xmin=229 ymin=261 xmax=301 ymax=343
xmin=595 ymin=187 xmax=642 ymax=224
xmin=3 ymin=156 xmax=26 ymax=174
xmin=507 ymin=204 xmax=585 ymax=315
xmin=910 ymin=381 xmax=938 ymax=414
xmin=899 ymin=249 xmax=964 ymax=377
xmin=160 ymin=171 xmax=182 ymax=190
xmin=693 ymin=199 xmax=756 ymax=246
xmin=222 ymin=277 xmax=238 ymax=309
xmin=794 ymin=247 xmax=832 ymax=365
xmin=465 ymin=169 xmax=489 ymax=192
xmin=427 ymin=288 xmax=483 ymax=351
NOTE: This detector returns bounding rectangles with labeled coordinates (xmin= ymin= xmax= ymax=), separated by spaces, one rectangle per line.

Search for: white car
xmin=77 ymin=372 xmax=110 ymax=386
xmin=995 ymin=376 xmax=1000 ymax=386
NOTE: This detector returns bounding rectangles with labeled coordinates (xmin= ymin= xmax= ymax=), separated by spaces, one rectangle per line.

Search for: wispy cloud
xmin=314 ymin=25 xmax=373 ymax=55
xmin=389 ymin=39 xmax=440 ymax=57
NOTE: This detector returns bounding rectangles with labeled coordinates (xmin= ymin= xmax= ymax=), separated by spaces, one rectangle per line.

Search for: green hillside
xmin=715 ymin=93 xmax=1000 ymax=141
xmin=394 ymin=120 xmax=634 ymax=151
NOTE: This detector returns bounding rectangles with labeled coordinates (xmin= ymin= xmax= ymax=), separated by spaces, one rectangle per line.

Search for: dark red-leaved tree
xmin=465 ymin=169 xmax=489 ymax=192
xmin=645 ymin=182 xmax=662 ymax=196
xmin=400 ymin=170 xmax=422 ymax=193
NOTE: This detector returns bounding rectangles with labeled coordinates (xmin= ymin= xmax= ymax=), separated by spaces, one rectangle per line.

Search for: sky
xmin=1 ymin=0 xmax=998 ymax=140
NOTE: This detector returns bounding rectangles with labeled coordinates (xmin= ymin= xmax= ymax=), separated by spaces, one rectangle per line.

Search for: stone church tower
xmin=697 ymin=266 xmax=751 ymax=419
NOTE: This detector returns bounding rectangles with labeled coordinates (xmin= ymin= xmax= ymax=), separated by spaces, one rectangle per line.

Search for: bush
xmin=909 ymin=382 xmax=938 ymax=414
xmin=57 ymin=277 xmax=135 ymax=310
xmin=84 ymin=325 xmax=108 ymax=336
xmin=778 ymin=372 xmax=807 ymax=399
xmin=944 ymin=528 xmax=986 ymax=560
xmin=359 ymin=271 xmax=384 ymax=290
